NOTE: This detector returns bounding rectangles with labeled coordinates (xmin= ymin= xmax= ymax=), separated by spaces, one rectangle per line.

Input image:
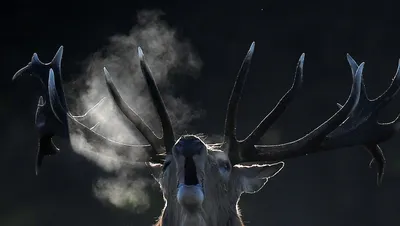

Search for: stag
xmin=13 ymin=42 xmax=400 ymax=226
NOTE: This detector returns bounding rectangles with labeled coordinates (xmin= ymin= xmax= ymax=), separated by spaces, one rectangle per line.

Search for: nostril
xmin=184 ymin=157 xmax=199 ymax=185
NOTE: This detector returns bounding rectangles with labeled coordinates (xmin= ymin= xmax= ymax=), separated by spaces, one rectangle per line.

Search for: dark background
xmin=2 ymin=0 xmax=400 ymax=225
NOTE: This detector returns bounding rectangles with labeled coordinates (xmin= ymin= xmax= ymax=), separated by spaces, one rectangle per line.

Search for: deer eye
xmin=218 ymin=161 xmax=231 ymax=172
xmin=162 ymin=161 xmax=171 ymax=172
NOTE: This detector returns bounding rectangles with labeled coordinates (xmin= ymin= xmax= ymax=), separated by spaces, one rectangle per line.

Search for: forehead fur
xmin=175 ymin=134 xmax=208 ymax=150
xmin=178 ymin=134 xmax=206 ymax=142
xmin=178 ymin=134 xmax=203 ymax=142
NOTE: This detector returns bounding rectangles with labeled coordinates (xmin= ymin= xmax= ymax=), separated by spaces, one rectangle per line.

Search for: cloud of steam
xmin=93 ymin=168 xmax=153 ymax=213
xmin=66 ymin=10 xmax=203 ymax=212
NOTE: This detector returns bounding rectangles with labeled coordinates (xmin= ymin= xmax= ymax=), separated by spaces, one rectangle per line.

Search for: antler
xmin=12 ymin=46 xmax=107 ymax=125
xmin=223 ymin=42 xmax=400 ymax=185
xmin=47 ymin=68 xmax=152 ymax=153
xmin=222 ymin=42 xmax=306 ymax=164
xmin=103 ymin=47 xmax=176 ymax=163
xmin=13 ymin=47 xmax=152 ymax=173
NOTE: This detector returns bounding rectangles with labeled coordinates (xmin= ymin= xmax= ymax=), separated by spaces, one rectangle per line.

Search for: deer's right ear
xmin=235 ymin=162 xmax=284 ymax=194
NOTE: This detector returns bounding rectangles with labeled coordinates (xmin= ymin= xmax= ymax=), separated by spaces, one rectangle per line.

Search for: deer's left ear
xmin=235 ymin=162 xmax=284 ymax=194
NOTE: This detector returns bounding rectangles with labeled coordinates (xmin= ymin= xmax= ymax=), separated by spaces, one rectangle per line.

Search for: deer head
xmin=100 ymin=44 xmax=288 ymax=225
xmin=150 ymin=134 xmax=284 ymax=226
xmin=13 ymin=42 xmax=400 ymax=226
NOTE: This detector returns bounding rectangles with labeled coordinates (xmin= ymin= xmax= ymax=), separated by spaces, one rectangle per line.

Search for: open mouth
xmin=177 ymin=157 xmax=204 ymax=208
xmin=184 ymin=157 xmax=199 ymax=185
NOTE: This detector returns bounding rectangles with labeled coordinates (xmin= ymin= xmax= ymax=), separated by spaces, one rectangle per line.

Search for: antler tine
xmin=364 ymin=144 xmax=386 ymax=185
xmin=222 ymin=42 xmax=255 ymax=161
xmin=103 ymin=47 xmax=177 ymax=157
xmin=13 ymin=46 xmax=64 ymax=88
xmin=103 ymin=67 xmax=162 ymax=160
xmin=331 ymin=55 xmax=400 ymax=185
xmin=347 ymin=54 xmax=400 ymax=108
xmin=372 ymin=59 xmax=400 ymax=107
xmin=138 ymin=47 xmax=176 ymax=154
xmin=48 ymin=68 xmax=153 ymax=150
xmin=346 ymin=54 xmax=369 ymax=99
xmin=250 ymin=63 xmax=363 ymax=161
xmin=241 ymin=53 xmax=305 ymax=148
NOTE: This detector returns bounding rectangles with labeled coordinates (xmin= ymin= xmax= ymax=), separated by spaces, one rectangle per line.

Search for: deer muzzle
xmin=177 ymin=156 xmax=204 ymax=209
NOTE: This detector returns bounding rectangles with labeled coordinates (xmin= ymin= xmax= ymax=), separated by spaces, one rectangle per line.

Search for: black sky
xmin=1 ymin=0 xmax=400 ymax=225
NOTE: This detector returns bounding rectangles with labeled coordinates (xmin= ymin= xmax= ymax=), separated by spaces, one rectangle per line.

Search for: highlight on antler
xmin=102 ymin=47 xmax=176 ymax=163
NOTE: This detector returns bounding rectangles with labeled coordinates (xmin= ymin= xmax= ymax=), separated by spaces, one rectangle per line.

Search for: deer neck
xmin=155 ymin=202 xmax=244 ymax=226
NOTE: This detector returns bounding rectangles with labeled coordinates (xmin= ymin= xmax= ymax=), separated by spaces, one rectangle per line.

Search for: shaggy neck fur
xmin=153 ymin=147 xmax=250 ymax=226
xmin=154 ymin=182 xmax=245 ymax=226
xmin=154 ymin=200 xmax=244 ymax=226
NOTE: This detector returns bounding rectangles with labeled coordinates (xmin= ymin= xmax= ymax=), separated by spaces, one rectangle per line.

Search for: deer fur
xmin=150 ymin=135 xmax=283 ymax=226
